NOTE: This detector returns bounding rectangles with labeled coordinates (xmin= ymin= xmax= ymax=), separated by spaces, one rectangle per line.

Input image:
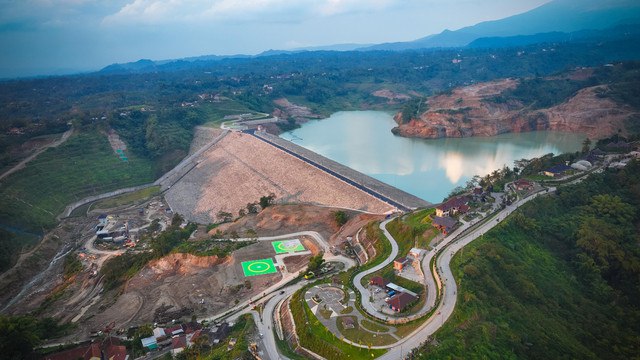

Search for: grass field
xmin=0 ymin=130 xmax=156 ymax=232
xmin=271 ymin=239 xmax=306 ymax=254
xmin=336 ymin=316 xmax=397 ymax=347
xmin=199 ymin=102 xmax=256 ymax=128
xmin=290 ymin=283 xmax=387 ymax=359
xmin=241 ymin=258 xmax=278 ymax=277
xmin=92 ymin=185 xmax=160 ymax=210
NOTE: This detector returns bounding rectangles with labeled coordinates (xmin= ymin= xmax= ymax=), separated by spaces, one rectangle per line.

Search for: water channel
xmin=281 ymin=110 xmax=585 ymax=202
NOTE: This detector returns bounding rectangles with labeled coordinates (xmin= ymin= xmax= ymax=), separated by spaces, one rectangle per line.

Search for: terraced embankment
xmin=165 ymin=130 xmax=429 ymax=224
xmin=251 ymin=130 xmax=430 ymax=212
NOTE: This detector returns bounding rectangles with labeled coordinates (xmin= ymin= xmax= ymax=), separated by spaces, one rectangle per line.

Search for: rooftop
xmin=386 ymin=292 xmax=418 ymax=310
xmin=432 ymin=216 xmax=457 ymax=229
xmin=437 ymin=196 xmax=469 ymax=212
xmin=387 ymin=282 xmax=418 ymax=297
xmin=546 ymin=164 xmax=572 ymax=174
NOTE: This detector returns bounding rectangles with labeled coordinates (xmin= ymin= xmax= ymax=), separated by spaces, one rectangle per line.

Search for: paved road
xmin=353 ymin=218 xmax=398 ymax=316
xmin=216 ymin=230 xmax=356 ymax=360
xmin=377 ymin=187 xmax=554 ymax=359
xmin=202 ymin=231 xmax=355 ymax=324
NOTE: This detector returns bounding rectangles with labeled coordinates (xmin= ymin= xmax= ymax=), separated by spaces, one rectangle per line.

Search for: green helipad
xmin=241 ymin=258 xmax=278 ymax=277
xmin=272 ymin=239 xmax=306 ymax=254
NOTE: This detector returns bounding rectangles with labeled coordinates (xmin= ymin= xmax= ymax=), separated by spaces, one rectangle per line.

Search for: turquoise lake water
xmin=281 ymin=111 xmax=585 ymax=203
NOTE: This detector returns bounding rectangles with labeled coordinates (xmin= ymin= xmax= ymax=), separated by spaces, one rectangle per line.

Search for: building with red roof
xmin=436 ymin=196 xmax=470 ymax=217
xmin=369 ymin=276 xmax=388 ymax=288
xmin=386 ymin=292 xmax=418 ymax=312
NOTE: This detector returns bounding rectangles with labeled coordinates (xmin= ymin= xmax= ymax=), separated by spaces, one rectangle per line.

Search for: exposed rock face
xmin=392 ymin=78 xmax=635 ymax=140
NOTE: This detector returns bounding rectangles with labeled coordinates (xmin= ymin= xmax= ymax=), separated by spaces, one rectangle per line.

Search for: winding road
xmin=246 ymin=184 xmax=559 ymax=359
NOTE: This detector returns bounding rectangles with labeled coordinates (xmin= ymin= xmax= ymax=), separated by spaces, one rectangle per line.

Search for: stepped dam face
xmin=165 ymin=131 xmax=430 ymax=224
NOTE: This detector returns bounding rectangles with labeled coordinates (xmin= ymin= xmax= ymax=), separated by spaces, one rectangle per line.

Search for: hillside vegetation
xmin=413 ymin=161 xmax=640 ymax=359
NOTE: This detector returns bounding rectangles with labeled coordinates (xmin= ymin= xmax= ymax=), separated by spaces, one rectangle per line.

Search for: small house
xmin=409 ymin=248 xmax=426 ymax=259
xmin=44 ymin=338 xmax=128 ymax=360
xmin=153 ymin=326 xmax=167 ymax=340
xmin=386 ymin=292 xmax=418 ymax=312
xmin=513 ymin=179 xmax=533 ymax=191
xmin=432 ymin=216 xmax=457 ymax=235
xmin=393 ymin=257 xmax=411 ymax=271
xmin=171 ymin=335 xmax=187 ymax=355
xmin=369 ymin=276 xmax=388 ymax=288
xmin=141 ymin=336 xmax=158 ymax=350
xmin=436 ymin=196 xmax=470 ymax=217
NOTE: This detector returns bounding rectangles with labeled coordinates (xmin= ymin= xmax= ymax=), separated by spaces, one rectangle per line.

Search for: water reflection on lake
xmin=281 ymin=111 xmax=584 ymax=202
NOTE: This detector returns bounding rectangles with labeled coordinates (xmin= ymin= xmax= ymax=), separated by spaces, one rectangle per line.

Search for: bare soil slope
xmin=165 ymin=132 xmax=393 ymax=224
xmin=393 ymin=78 xmax=635 ymax=139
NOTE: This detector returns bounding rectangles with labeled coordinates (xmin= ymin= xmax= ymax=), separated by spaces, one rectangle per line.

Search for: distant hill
xmin=100 ymin=0 xmax=640 ymax=74
xmin=360 ymin=0 xmax=640 ymax=50
xmin=468 ymin=23 xmax=640 ymax=48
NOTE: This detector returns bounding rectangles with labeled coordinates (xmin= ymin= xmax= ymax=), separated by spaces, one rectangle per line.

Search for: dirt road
xmin=0 ymin=128 xmax=73 ymax=182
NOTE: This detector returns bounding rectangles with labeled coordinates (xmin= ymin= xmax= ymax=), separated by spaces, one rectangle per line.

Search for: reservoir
xmin=281 ymin=111 xmax=585 ymax=203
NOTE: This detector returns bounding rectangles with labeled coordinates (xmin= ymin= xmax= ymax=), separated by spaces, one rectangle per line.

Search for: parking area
xmin=368 ymin=285 xmax=400 ymax=315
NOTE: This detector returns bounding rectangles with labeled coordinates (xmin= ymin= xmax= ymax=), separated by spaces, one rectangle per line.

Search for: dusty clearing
xmin=165 ymin=132 xmax=393 ymax=224
xmin=394 ymin=75 xmax=637 ymax=139
xmin=50 ymin=235 xmax=319 ymax=341
xmin=214 ymin=204 xmax=353 ymax=241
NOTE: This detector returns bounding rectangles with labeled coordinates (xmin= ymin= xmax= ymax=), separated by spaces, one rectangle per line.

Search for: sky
xmin=0 ymin=0 xmax=549 ymax=78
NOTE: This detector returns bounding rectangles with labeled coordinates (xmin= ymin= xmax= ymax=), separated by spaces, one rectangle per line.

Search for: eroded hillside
xmin=393 ymin=70 xmax=638 ymax=140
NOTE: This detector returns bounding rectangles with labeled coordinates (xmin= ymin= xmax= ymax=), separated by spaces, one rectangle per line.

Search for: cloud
xmin=102 ymin=0 xmax=400 ymax=25
xmin=0 ymin=0 xmax=116 ymax=28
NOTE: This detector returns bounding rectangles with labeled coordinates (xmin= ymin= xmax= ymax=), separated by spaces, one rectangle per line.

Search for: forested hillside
xmin=413 ymin=161 xmax=640 ymax=359
xmin=0 ymin=29 xmax=639 ymax=273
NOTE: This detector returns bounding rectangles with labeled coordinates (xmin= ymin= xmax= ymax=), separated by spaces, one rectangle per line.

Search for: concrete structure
xmin=409 ymin=248 xmax=426 ymax=259
xmin=251 ymin=130 xmax=430 ymax=211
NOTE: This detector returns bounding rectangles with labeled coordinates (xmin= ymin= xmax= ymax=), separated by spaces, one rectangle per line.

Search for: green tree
xmin=307 ymin=253 xmax=325 ymax=273
xmin=259 ymin=193 xmax=275 ymax=209
xmin=582 ymin=137 xmax=592 ymax=153
xmin=217 ymin=211 xmax=233 ymax=223
xmin=333 ymin=210 xmax=349 ymax=227
xmin=400 ymin=98 xmax=426 ymax=124
xmin=246 ymin=202 xmax=259 ymax=214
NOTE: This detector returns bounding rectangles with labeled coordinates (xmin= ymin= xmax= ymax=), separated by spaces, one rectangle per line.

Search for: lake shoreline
xmin=281 ymin=110 xmax=585 ymax=202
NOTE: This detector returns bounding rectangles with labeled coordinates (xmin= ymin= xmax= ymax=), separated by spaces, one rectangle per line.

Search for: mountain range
xmin=101 ymin=0 xmax=640 ymax=73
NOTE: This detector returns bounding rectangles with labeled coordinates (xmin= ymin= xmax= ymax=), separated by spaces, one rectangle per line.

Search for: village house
xmin=393 ymin=257 xmax=411 ymax=271
xmin=409 ymin=248 xmax=426 ymax=260
xmin=45 ymin=337 xmax=128 ymax=360
xmin=141 ymin=336 xmax=158 ymax=351
xmin=386 ymin=292 xmax=418 ymax=312
xmin=369 ymin=276 xmax=389 ymax=288
xmin=513 ymin=178 xmax=533 ymax=191
xmin=435 ymin=196 xmax=470 ymax=217
xmin=432 ymin=216 xmax=458 ymax=235
xmin=171 ymin=335 xmax=187 ymax=355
